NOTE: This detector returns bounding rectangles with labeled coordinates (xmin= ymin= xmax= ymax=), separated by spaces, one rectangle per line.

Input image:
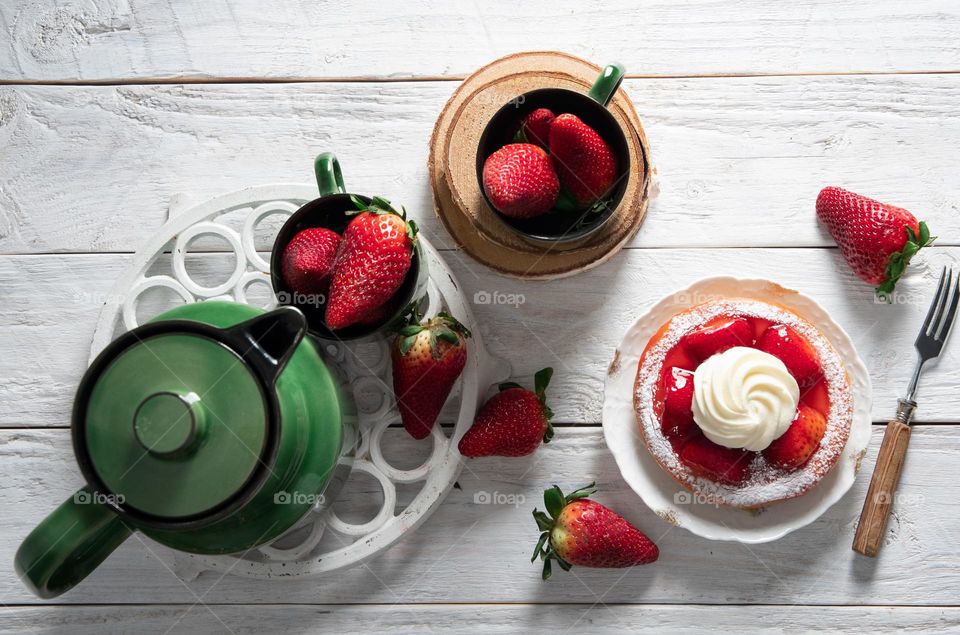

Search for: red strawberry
xmin=357 ymin=296 xmax=400 ymax=327
xmin=678 ymin=434 xmax=752 ymax=485
xmin=683 ymin=317 xmax=752 ymax=363
xmin=756 ymin=324 xmax=822 ymax=389
xmin=482 ymin=143 xmax=559 ymax=218
xmin=549 ymin=113 xmax=618 ymax=207
xmin=520 ymin=108 xmax=555 ymax=149
xmin=531 ymin=483 xmax=658 ymax=579
xmin=763 ymin=404 xmax=827 ymax=470
xmin=280 ymin=227 xmax=341 ymax=295
xmin=662 ymin=367 xmax=696 ymax=440
xmin=392 ymin=312 xmax=471 ymax=440
xmin=458 ymin=368 xmax=554 ymax=457
xmin=325 ymin=196 xmax=416 ymax=330
xmin=816 ymin=187 xmax=933 ymax=296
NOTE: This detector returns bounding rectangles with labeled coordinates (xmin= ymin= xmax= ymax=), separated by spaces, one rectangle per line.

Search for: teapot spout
xmin=226 ymin=306 xmax=308 ymax=385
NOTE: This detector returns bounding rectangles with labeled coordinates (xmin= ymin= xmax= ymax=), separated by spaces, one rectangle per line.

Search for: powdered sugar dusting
xmin=633 ymin=299 xmax=853 ymax=509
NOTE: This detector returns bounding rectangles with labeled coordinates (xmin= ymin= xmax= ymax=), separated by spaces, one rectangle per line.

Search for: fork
xmin=853 ymin=266 xmax=959 ymax=557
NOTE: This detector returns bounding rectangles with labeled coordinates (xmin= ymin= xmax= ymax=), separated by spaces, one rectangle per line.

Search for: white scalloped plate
xmin=602 ymin=277 xmax=872 ymax=543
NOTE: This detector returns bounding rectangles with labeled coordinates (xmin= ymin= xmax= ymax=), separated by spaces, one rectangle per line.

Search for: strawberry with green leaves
xmin=392 ymin=312 xmax=471 ymax=440
xmin=458 ymin=368 xmax=554 ymax=457
xmin=532 ymin=483 xmax=659 ymax=580
xmin=325 ymin=196 xmax=417 ymax=330
xmin=816 ymin=187 xmax=934 ymax=297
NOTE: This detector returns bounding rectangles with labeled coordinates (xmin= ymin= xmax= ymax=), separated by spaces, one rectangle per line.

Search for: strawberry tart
xmin=633 ymin=298 xmax=853 ymax=509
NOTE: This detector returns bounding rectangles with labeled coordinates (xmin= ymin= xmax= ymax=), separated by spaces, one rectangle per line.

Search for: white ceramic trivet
xmin=602 ymin=277 xmax=872 ymax=543
xmin=90 ymin=184 xmax=510 ymax=578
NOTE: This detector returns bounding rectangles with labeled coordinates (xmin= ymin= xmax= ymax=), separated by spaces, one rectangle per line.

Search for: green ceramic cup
xmin=15 ymin=302 xmax=355 ymax=598
xmin=270 ymin=152 xmax=429 ymax=341
xmin=476 ymin=63 xmax=630 ymax=244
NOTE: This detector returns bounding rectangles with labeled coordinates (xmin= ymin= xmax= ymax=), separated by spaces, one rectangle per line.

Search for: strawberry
xmin=458 ymin=367 xmax=554 ymax=457
xmin=531 ymin=483 xmax=658 ymax=579
xmin=678 ymin=434 xmax=752 ymax=485
xmin=756 ymin=324 xmax=822 ymax=389
xmin=392 ymin=312 xmax=471 ymax=440
xmin=763 ymin=404 xmax=827 ymax=470
xmin=816 ymin=186 xmax=934 ymax=296
xmin=482 ymin=143 xmax=559 ymax=218
xmin=325 ymin=196 xmax=416 ymax=330
xmin=357 ymin=297 xmax=400 ymax=327
xmin=280 ymin=227 xmax=341 ymax=295
xmin=519 ymin=108 xmax=556 ymax=149
xmin=683 ymin=317 xmax=753 ymax=363
xmin=548 ymin=113 xmax=618 ymax=207
xmin=662 ymin=367 xmax=696 ymax=440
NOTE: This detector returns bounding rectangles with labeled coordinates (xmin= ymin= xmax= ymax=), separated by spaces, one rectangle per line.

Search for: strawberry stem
xmin=348 ymin=194 xmax=419 ymax=243
xmin=530 ymin=482 xmax=596 ymax=581
xmin=876 ymin=221 xmax=935 ymax=299
xmin=534 ymin=367 xmax=555 ymax=442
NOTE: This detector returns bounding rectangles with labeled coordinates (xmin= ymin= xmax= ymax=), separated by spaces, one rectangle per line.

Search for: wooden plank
xmin=1 ymin=76 xmax=959 ymax=254
xmin=2 ymin=248 xmax=959 ymax=427
xmin=2 ymin=1 xmax=959 ymax=81
xmin=2 ymin=426 xmax=958 ymax=605
xmin=0 ymin=604 xmax=957 ymax=634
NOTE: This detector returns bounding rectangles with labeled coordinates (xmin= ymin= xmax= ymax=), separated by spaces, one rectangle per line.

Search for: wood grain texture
xmin=1 ymin=604 xmax=958 ymax=634
xmin=3 ymin=248 xmax=958 ymax=427
xmin=1 ymin=426 xmax=957 ymax=605
xmin=853 ymin=420 xmax=912 ymax=557
xmin=1 ymin=76 xmax=960 ymax=254
xmin=1 ymin=1 xmax=959 ymax=81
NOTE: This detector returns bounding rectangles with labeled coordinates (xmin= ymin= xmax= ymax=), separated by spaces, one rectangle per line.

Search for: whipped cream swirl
xmin=692 ymin=347 xmax=800 ymax=451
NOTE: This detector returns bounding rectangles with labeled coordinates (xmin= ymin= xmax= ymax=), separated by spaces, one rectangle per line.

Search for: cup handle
xmin=314 ymin=152 xmax=346 ymax=196
xmin=586 ymin=63 xmax=626 ymax=107
xmin=14 ymin=487 xmax=132 ymax=598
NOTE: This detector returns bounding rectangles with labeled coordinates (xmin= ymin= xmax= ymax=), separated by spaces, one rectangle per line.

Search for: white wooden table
xmin=2 ymin=2 xmax=960 ymax=633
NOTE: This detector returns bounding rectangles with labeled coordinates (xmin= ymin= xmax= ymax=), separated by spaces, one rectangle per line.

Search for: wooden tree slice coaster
xmin=428 ymin=51 xmax=652 ymax=279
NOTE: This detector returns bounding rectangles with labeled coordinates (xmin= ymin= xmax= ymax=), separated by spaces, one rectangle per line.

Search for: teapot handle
xmin=15 ymin=486 xmax=132 ymax=598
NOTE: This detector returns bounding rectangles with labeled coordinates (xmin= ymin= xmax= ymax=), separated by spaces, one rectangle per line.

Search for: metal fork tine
xmin=925 ymin=267 xmax=951 ymax=338
xmin=920 ymin=266 xmax=948 ymax=337
xmin=935 ymin=269 xmax=960 ymax=342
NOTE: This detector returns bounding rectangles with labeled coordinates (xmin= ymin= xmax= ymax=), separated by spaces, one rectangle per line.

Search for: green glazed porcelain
xmin=270 ymin=152 xmax=429 ymax=341
xmin=15 ymin=302 xmax=354 ymax=598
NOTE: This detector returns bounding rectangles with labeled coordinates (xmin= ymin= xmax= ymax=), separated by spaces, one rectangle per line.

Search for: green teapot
xmin=15 ymin=301 xmax=355 ymax=598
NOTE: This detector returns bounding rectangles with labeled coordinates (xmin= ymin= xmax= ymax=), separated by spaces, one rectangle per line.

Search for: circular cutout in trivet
xmin=87 ymin=184 xmax=513 ymax=579
xmin=428 ymin=51 xmax=652 ymax=279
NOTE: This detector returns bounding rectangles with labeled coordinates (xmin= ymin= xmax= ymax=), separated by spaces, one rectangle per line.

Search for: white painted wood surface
xmin=1 ymin=1 xmax=959 ymax=80
xmin=2 ymin=427 xmax=959 ymax=605
xmin=3 ymin=249 xmax=960 ymax=427
xmin=1 ymin=1 xmax=959 ymax=632
xmin=1 ymin=605 xmax=958 ymax=634
xmin=1 ymin=77 xmax=960 ymax=254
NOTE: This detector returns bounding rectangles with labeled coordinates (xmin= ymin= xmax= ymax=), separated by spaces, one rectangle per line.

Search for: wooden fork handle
xmin=852 ymin=421 xmax=912 ymax=557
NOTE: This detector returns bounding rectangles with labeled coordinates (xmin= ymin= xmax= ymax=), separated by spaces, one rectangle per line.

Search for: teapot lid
xmin=72 ymin=309 xmax=304 ymax=524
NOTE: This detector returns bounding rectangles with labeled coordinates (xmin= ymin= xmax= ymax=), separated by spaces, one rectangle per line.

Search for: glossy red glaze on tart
xmin=633 ymin=298 xmax=853 ymax=509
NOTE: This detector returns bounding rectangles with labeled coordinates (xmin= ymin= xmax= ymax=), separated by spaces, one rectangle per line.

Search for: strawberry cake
xmin=633 ymin=298 xmax=853 ymax=509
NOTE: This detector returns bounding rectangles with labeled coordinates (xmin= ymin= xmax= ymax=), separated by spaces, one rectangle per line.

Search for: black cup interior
xmin=476 ymin=88 xmax=631 ymax=243
xmin=270 ymin=193 xmax=421 ymax=341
